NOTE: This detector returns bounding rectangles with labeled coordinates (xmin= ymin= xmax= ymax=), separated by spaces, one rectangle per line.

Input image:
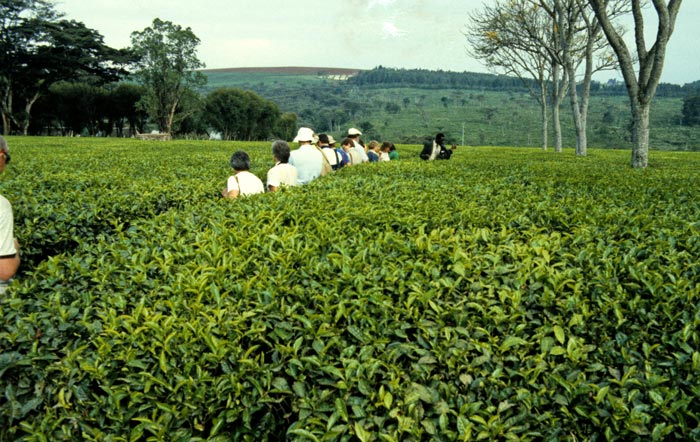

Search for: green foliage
xmin=201 ymin=70 xmax=700 ymax=150
xmin=2 ymin=137 xmax=700 ymax=440
xmin=0 ymin=1 xmax=129 ymax=134
xmin=681 ymin=94 xmax=700 ymax=126
xmin=130 ymin=18 xmax=207 ymax=134
xmin=204 ymin=88 xmax=281 ymax=141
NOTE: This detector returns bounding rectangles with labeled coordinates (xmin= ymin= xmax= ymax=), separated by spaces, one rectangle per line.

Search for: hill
xmin=199 ymin=67 xmax=700 ymax=151
xmin=201 ymin=66 xmax=362 ymax=76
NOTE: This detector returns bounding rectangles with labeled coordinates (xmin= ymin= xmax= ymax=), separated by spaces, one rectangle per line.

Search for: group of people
xmin=0 ymin=129 xmax=455 ymax=290
xmin=222 ymin=127 xmax=399 ymax=198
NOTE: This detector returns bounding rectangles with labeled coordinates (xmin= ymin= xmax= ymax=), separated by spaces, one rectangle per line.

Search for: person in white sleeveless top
xmin=221 ymin=150 xmax=265 ymax=198
xmin=0 ymin=136 xmax=19 ymax=294
xmin=267 ymin=140 xmax=298 ymax=192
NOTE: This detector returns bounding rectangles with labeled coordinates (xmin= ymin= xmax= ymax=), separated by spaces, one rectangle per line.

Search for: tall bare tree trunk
xmin=1 ymin=83 xmax=11 ymax=135
xmin=630 ymin=101 xmax=650 ymax=168
xmin=589 ymin=0 xmax=682 ymax=168
xmin=21 ymin=91 xmax=41 ymax=136
xmin=540 ymin=87 xmax=548 ymax=151
xmin=1 ymin=112 xmax=8 ymax=136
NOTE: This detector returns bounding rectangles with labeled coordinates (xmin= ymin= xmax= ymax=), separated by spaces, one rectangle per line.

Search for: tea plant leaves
xmin=1 ymin=139 xmax=700 ymax=440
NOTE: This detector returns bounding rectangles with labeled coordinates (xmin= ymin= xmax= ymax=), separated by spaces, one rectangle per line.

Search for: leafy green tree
xmin=203 ymin=88 xmax=281 ymax=140
xmin=107 ymin=83 xmax=147 ymax=137
xmin=275 ymin=112 xmax=297 ymax=141
xmin=385 ymin=102 xmax=401 ymax=114
xmin=130 ymin=18 xmax=206 ymax=135
xmin=682 ymin=94 xmax=700 ymax=126
xmin=49 ymin=81 xmax=105 ymax=135
xmin=0 ymin=1 xmax=128 ymax=134
xmin=0 ymin=0 xmax=56 ymax=134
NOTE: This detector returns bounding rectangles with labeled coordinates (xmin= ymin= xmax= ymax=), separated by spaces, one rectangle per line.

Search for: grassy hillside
xmin=200 ymin=68 xmax=700 ymax=152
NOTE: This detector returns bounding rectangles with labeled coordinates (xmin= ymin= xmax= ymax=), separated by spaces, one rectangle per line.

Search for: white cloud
xmin=382 ymin=22 xmax=406 ymax=39
xmin=368 ymin=0 xmax=397 ymax=9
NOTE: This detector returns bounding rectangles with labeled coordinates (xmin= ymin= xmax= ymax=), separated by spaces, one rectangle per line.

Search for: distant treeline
xmin=348 ymin=66 xmax=700 ymax=98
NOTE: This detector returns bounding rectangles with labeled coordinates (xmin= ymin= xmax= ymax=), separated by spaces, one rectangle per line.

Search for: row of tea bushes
xmin=2 ymin=138 xmax=271 ymax=269
xmin=1 ymin=139 xmax=700 ymax=440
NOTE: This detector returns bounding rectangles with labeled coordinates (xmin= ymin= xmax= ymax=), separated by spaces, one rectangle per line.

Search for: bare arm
xmin=0 ymin=239 xmax=20 ymax=282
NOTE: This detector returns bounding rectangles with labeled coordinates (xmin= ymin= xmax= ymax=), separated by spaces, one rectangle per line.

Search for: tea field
xmin=1 ymin=137 xmax=699 ymax=441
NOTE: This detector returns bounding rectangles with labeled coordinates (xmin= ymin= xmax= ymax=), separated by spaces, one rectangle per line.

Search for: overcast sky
xmin=57 ymin=0 xmax=699 ymax=85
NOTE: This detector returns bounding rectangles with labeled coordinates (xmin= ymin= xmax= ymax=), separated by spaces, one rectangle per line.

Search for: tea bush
xmin=1 ymin=138 xmax=699 ymax=441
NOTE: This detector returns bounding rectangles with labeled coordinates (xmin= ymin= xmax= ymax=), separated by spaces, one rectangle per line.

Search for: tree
xmin=681 ymin=94 xmax=700 ymax=126
xmin=466 ymin=0 xmax=563 ymax=151
xmin=203 ymin=88 xmax=281 ymax=141
xmin=0 ymin=1 xmax=128 ymax=134
xmin=275 ymin=112 xmax=297 ymax=141
xmin=0 ymin=0 xmax=56 ymax=134
xmin=385 ymin=102 xmax=401 ymax=114
xmin=588 ymin=0 xmax=682 ymax=168
xmin=50 ymin=82 xmax=105 ymax=135
xmin=539 ymin=0 xmax=625 ymax=156
xmin=130 ymin=18 xmax=206 ymax=135
xmin=107 ymin=83 xmax=147 ymax=137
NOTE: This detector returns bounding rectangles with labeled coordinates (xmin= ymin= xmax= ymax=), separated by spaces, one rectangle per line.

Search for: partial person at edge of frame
xmin=0 ymin=135 xmax=20 ymax=294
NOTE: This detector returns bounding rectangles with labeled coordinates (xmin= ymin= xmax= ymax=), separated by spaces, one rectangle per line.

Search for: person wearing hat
xmin=289 ymin=127 xmax=324 ymax=185
xmin=317 ymin=133 xmax=344 ymax=171
xmin=347 ymin=127 xmax=368 ymax=163
xmin=331 ymin=134 xmax=350 ymax=168
xmin=0 ymin=136 xmax=20 ymax=293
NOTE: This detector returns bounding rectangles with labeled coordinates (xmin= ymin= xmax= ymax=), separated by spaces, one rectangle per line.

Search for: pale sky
xmin=57 ymin=0 xmax=699 ymax=85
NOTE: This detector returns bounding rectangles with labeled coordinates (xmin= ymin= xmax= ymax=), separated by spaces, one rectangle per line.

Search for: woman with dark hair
xmin=388 ymin=143 xmax=399 ymax=160
xmin=221 ymin=150 xmax=264 ymax=199
xmin=266 ymin=140 xmax=298 ymax=192
xmin=379 ymin=141 xmax=392 ymax=161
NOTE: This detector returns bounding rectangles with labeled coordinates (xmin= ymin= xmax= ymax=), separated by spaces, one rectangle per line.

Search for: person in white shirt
xmin=341 ymin=137 xmax=363 ymax=166
xmin=347 ymin=127 xmax=368 ymax=163
xmin=289 ymin=127 xmax=324 ymax=185
xmin=0 ymin=136 xmax=19 ymax=293
xmin=379 ymin=141 xmax=392 ymax=161
xmin=221 ymin=150 xmax=265 ymax=198
xmin=267 ymin=140 xmax=298 ymax=192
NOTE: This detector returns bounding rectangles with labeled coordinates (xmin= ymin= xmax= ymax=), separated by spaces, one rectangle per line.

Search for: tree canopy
xmin=0 ymin=0 xmax=130 ymax=134
xmin=130 ymin=18 xmax=206 ymax=135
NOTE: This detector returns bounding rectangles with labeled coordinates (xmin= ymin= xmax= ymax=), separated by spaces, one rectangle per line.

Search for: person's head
xmin=317 ymin=133 xmax=331 ymax=146
xmin=380 ymin=141 xmax=392 ymax=152
xmin=230 ymin=150 xmax=251 ymax=171
xmin=0 ymin=136 xmax=10 ymax=173
xmin=389 ymin=143 xmax=396 ymax=152
xmin=271 ymin=140 xmax=291 ymax=163
xmin=341 ymin=137 xmax=354 ymax=151
xmin=368 ymin=140 xmax=380 ymax=152
xmin=347 ymin=127 xmax=362 ymax=139
xmin=327 ymin=135 xmax=337 ymax=147
xmin=435 ymin=133 xmax=446 ymax=145
xmin=293 ymin=127 xmax=315 ymax=145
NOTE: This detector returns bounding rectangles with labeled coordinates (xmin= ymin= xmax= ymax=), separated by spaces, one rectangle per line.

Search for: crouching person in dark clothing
xmin=420 ymin=133 xmax=455 ymax=160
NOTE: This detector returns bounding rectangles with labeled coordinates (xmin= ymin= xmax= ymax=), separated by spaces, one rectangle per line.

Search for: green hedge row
xmin=1 ymin=138 xmax=700 ymax=441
